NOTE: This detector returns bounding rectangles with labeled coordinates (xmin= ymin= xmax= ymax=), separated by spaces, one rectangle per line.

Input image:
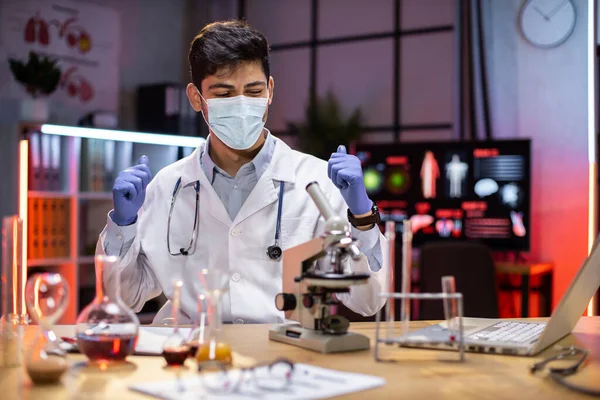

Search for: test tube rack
xmin=374 ymin=292 xmax=466 ymax=362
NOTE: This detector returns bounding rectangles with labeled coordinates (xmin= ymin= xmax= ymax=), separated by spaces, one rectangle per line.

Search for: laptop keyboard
xmin=466 ymin=321 xmax=546 ymax=344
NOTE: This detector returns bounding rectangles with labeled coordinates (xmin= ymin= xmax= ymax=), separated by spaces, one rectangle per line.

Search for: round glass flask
xmin=75 ymin=255 xmax=139 ymax=364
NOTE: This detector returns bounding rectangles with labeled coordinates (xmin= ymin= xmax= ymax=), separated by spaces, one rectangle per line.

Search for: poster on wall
xmin=0 ymin=0 xmax=120 ymax=114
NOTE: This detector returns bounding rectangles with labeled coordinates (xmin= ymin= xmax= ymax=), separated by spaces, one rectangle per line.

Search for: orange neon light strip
xmin=19 ymin=140 xmax=28 ymax=316
xmin=586 ymin=0 xmax=597 ymax=317
xmin=587 ymin=163 xmax=597 ymax=316
xmin=12 ymin=217 xmax=18 ymax=315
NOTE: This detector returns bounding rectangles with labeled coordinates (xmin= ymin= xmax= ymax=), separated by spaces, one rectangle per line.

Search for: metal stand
xmin=374 ymin=292 xmax=466 ymax=362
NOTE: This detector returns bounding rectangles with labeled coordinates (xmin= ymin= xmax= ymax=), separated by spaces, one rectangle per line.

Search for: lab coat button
xmin=116 ymin=234 xmax=123 ymax=240
xmin=231 ymin=228 xmax=240 ymax=236
xmin=234 ymin=318 xmax=244 ymax=324
xmin=231 ymin=272 xmax=241 ymax=282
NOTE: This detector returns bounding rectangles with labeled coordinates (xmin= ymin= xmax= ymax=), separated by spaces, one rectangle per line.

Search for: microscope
xmin=268 ymin=182 xmax=371 ymax=353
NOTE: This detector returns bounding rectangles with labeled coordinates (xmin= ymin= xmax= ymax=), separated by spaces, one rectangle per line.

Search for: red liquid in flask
xmin=163 ymin=347 xmax=189 ymax=366
xmin=77 ymin=334 xmax=137 ymax=362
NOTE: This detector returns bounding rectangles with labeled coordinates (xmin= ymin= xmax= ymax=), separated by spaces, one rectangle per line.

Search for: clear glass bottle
xmin=1 ymin=215 xmax=27 ymax=368
xmin=24 ymin=273 xmax=69 ymax=384
xmin=75 ymin=255 xmax=139 ymax=364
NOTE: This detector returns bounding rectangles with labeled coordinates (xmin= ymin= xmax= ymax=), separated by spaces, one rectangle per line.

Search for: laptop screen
xmin=533 ymin=235 xmax=600 ymax=354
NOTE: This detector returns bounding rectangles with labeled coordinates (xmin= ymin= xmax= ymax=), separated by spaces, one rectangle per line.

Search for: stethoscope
xmin=166 ymin=177 xmax=285 ymax=260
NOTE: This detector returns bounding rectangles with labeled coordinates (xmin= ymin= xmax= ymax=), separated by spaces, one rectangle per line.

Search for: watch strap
xmin=347 ymin=204 xmax=381 ymax=227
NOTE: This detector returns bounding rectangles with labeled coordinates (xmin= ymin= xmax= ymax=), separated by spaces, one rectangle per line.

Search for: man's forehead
xmin=206 ymin=61 xmax=266 ymax=82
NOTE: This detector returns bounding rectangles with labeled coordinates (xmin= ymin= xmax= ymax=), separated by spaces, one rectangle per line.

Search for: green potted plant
xmin=289 ymin=92 xmax=363 ymax=160
xmin=8 ymin=51 xmax=61 ymax=122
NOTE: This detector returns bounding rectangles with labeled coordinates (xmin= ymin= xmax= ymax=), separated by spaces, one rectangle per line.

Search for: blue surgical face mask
xmin=198 ymin=89 xmax=269 ymax=151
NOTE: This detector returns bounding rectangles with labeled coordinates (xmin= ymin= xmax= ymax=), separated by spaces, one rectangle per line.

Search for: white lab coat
xmin=97 ymin=137 xmax=389 ymax=324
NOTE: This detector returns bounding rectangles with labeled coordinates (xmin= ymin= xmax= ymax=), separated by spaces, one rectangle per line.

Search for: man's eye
xmin=246 ymin=90 xmax=263 ymax=96
xmin=214 ymin=92 xmax=230 ymax=97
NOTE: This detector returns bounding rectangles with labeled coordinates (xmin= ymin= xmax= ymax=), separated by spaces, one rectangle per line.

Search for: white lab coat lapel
xmin=233 ymin=138 xmax=296 ymax=226
xmin=232 ymin=175 xmax=278 ymax=226
xmin=196 ymin=167 xmax=233 ymax=228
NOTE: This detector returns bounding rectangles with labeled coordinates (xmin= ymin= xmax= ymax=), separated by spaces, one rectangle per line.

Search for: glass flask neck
xmin=94 ymin=255 xmax=121 ymax=303
xmin=206 ymin=295 xmax=222 ymax=340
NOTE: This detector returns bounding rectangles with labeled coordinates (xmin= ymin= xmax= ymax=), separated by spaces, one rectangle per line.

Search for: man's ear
xmin=186 ymin=83 xmax=204 ymax=112
xmin=268 ymin=76 xmax=274 ymax=105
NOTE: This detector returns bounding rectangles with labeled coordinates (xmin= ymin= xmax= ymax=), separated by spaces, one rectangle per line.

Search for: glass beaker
xmin=1 ymin=215 xmax=27 ymax=368
xmin=75 ymin=255 xmax=139 ymax=364
xmin=24 ymin=273 xmax=69 ymax=384
xmin=195 ymin=269 xmax=232 ymax=367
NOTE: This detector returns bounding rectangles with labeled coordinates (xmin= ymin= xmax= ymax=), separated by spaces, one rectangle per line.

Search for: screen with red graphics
xmin=354 ymin=139 xmax=531 ymax=251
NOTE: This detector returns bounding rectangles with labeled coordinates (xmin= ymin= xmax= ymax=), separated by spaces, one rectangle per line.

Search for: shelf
xmin=19 ymin=124 xmax=194 ymax=324
xmin=28 ymin=191 xmax=74 ymax=198
xmin=28 ymin=257 xmax=76 ymax=267
xmin=79 ymin=192 xmax=113 ymax=200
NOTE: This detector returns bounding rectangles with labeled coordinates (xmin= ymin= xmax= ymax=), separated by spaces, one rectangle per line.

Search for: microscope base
xmin=269 ymin=324 xmax=370 ymax=353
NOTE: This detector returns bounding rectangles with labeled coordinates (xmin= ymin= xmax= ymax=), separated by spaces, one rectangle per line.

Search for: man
xmin=98 ymin=20 xmax=388 ymax=324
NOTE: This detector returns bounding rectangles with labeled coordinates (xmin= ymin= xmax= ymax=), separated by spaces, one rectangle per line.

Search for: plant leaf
xmin=7 ymin=51 xmax=61 ymax=97
xmin=293 ymin=91 xmax=363 ymax=159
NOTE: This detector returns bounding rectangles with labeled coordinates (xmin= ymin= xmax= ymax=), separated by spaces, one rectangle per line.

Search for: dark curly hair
xmin=188 ymin=20 xmax=271 ymax=92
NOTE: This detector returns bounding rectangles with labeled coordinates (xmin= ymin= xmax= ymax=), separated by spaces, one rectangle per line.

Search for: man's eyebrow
xmin=208 ymin=83 xmax=236 ymax=90
xmin=244 ymin=81 xmax=267 ymax=88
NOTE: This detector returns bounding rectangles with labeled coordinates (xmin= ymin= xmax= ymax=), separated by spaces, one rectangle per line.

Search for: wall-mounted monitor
xmin=354 ymin=139 xmax=531 ymax=251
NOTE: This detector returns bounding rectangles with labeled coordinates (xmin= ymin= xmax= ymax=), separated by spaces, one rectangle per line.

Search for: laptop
xmin=402 ymin=235 xmax=600 ymax=356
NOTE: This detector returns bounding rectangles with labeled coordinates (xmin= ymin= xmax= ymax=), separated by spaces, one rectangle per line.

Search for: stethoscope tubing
xmin=167 ymin=177 xmax=284 ymax=260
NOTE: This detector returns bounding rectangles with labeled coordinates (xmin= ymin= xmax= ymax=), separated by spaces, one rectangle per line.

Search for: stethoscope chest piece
xmin=267 ymin=244 xmax=282 ymax=260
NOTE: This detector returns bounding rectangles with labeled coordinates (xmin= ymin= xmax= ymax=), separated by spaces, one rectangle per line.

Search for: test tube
xmin=384 ymin=221 xmax=395 ymax=341
xmin=442 ymin=276 xmax=458 ymax=344
xmin=401 ymin=220 xmax=412 ymax=337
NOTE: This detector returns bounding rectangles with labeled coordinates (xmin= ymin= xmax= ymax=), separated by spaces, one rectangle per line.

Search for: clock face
xmin=519 ymin=0 xmax=576 ymax=48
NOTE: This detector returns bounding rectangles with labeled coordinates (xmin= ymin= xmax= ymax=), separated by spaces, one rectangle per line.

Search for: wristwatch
xmin=347 ymin=203 xmax=381 ymax=228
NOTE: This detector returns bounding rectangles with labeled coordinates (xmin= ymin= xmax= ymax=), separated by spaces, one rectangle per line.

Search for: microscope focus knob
xmin=302 ymin=294 xmax=314 ymax=308
xmin=275 ymin=293 xmax=297 ymax=311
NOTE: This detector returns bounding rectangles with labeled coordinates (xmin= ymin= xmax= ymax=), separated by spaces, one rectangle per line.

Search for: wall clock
xmin=519 ymin=0 xmax=576 ymax=48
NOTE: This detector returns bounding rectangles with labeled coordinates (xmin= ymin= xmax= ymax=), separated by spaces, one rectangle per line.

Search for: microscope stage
xmin=302 ymin=272 xmax=370 ymax=289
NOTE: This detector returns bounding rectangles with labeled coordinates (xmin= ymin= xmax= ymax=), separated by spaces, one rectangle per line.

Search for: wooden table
xmin=1 ymin=318 xmax=599 ymax=399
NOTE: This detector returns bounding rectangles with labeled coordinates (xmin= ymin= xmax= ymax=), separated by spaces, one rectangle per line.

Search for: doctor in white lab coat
xmin=97 ymin=20 xmax=388 ymax=324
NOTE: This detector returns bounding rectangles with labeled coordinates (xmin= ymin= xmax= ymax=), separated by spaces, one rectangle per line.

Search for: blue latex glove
xmin=327 ymin=145 xmax=372 ymax=215
xmin=112 ymin=155 xmax=152 ymax=226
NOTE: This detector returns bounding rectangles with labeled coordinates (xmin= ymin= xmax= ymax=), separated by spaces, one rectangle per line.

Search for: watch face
xmin=520 ymin=0 xmax=576 ymax=48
